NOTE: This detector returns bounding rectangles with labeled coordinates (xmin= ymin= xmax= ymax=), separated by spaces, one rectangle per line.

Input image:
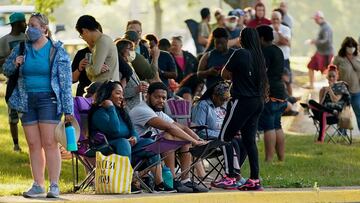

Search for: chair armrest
xmin=190 ymin=125 xmax=208 ymax=131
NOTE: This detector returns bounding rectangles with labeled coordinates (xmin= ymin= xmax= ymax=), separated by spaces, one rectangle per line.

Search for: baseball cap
xmin=228 ymin=9 xmax=245 ymax=18
xmin=8 ymin=12 xmax=26 ymax=24
xmin=313 ymin=10 xmax=324 ymax=19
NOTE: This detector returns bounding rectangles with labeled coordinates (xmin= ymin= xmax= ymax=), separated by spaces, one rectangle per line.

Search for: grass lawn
xmin=0 ymin=86 xmax=359 ymax=195
xmin=0 ymin=56 xmax=359 ymax=196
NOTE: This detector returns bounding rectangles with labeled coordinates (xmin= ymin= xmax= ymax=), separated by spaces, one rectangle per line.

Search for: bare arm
xmin=227 ymin=38 xmax=240 ymax=48
xmin=173 ymin=122 xmax=200 ymax=140
xmin=198 ymin=36 xmax=209 ymax=46
xmin=221 ymin=67 xmax=232 ymax=80
xmin=197 ymin=52 xmax=210 ymax=78
xmin=327 ymin=87 xmax=342 ymax=103
xmin=277 ymin=32 xmax=290 ymax=46
xmin=147 ymin=117 xmax=198 ymax=144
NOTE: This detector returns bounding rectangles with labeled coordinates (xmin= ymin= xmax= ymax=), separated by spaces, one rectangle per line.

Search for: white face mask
xmin=226 ymin=21 xmax=237 ymax=30
xmin=127 ymin=50 xmax=136 ymax=62
xmin=346 ymin=47 xmax=356 ymax=55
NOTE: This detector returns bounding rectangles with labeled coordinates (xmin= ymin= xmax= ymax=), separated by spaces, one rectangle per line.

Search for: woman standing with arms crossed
xmin=219 ymin=27 xmax=268 ymax=191
xmin=3 ymin=13 xmax=73 ymax=198
xmin=333 ymin=37 xmax=360 ymax=130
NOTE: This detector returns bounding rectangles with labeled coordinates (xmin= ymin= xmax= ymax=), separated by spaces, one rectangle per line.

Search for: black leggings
xmin=219 ymin=97 xmax=264 ymax=179
xmin=222 ymin=137 xmax=247 ymax=178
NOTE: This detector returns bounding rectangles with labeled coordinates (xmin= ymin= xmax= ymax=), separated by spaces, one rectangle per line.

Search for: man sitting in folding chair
xmin=304 ymin=65 xmax=351 ymax=143
xmin=89 ymin=81 xmax=176 ymax=193
xmin=192 ymin=81 xmax=247 ymax=189
xmin=130 ymin=82 xmax=208 ymax=193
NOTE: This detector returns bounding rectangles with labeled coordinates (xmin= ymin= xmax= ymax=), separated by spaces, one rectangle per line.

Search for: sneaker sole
xmin=223 ymin=186 xmax=239 ymax=190
xmin=153 ymin=190 xmax=177 ymax=194
xmin=238 ymin=187 xmax=264 ymax=191
xmin=46 ymin=192 xmax=59 ymax=198
xmin=23 ymin=193 xmax=46 ymax=198
xmin=131 ymin=190 xmax=143 ymax=194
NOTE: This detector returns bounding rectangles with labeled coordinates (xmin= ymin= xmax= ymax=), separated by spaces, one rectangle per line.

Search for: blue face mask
xmin=135 ymin=46 xmax=141 ymax=54
xmin=26 ymin=26 xmax=42 ymax=42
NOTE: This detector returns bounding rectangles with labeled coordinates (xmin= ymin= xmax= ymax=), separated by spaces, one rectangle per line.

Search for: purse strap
xmin=346 ymin=56 xmax=357 ymax=72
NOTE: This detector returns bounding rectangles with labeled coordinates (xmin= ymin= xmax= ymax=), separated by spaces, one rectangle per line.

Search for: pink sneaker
xmin=238 ymin=179 xmax=263 ymax=191
xmin=211 ymin=176 xmax=236 ymax=189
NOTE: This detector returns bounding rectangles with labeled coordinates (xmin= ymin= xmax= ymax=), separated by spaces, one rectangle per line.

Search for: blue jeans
xmin=21 ymin=92 xmax=61 ymax=125
xmin=350 ymin=92 xmax=360 ymax=130
xmin=107 ymin=138 xmax=160 ymax=166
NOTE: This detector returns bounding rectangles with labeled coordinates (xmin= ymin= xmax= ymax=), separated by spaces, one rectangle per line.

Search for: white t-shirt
xmin=271 ymin=24 xmax=291 ymax=60
xmin=129 ymin=101 xmax=174 ymax=136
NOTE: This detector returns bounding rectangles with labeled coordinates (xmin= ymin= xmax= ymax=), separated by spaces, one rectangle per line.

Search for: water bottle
xmin=65 ymin=122 xmax=78 ymax=151
xmin=162 ymin=165 xmax=173 ymax=188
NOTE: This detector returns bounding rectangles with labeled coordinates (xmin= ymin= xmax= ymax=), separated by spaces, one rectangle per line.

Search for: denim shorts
xmin=20 ymin=92 xmax=61 ymax=125
xmin=258 ymin=100 xmax=287 ymax=131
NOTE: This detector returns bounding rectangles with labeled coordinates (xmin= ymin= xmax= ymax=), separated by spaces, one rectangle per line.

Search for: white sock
xmin=181 ymin=178 xmax=191 ymax=184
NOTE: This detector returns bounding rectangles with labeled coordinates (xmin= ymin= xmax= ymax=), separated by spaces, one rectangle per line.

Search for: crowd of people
xmin=1 ymin=0 xmax=359 ymax=198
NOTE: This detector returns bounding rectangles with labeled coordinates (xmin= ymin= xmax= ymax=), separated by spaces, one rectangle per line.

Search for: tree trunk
xmin=153 ymin=0 xmax=162 ymax=37
xmin=223 ymin=0 xmax=258 ymax=8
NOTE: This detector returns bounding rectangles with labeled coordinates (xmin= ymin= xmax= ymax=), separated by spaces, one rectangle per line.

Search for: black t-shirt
xmin=72 ymin=47 xmax=92 ymax=96
xmin=225 ymin=48 xmax=261 ymax=98
xmin=158 ymin=51 xmax=176 ymax=86
xmin=262 ymin=44 xmax=286 ymax=100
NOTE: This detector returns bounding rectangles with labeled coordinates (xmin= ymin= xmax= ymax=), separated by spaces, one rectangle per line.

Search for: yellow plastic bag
xmin=95 ymin=152 xmax=133 ymax=194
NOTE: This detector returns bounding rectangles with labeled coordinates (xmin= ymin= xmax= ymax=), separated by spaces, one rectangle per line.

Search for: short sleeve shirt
xmin=129 ymin=101 xmax=174 ymax=136
xmin=199 ymin=22 xmax=210 ymax=38
xmin=0 ymin=33 xmax=26 ymax=69
xmin=225 ymin=49 xmax=261 ymax=98
xmin=271 ymin=24 xmax=291 ymax=60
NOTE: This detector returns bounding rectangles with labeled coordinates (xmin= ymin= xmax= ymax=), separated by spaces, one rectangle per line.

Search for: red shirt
xmin=247 ymin=17 xmax=271 ymax=28
xmin=174 ymin=55 xmax=185 ymax=72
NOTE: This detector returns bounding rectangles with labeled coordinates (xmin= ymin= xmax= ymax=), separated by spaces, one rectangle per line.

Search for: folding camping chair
xmin=165 ymin=96 xmax=192 ymax=126
xmin=132 ymin=136 xmax=190 ymax=193
xmin=301 ymin=101 xmax=352 ymax=145
xmin=72 ymin=96 xmax=115 ymax=192
xmin=165 ymin=97 xmax=226 ymax=187
xmin=173 ymin=139 xmax=226 ymax=190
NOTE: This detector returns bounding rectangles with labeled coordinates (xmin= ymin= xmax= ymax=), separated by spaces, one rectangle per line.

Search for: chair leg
xmin=71 ymin=153 xmax=76 ymax=192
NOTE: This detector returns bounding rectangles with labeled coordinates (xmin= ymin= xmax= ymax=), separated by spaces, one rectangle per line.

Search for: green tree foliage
xmin=223 ymin=0 xmax=257 ymax=8
xmin=11 ymin=0 xmax=118 ymax=20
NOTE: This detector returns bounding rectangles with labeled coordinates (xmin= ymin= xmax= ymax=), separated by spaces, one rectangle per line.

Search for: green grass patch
xmin=0 ymin=72 xmax=359 ymax=196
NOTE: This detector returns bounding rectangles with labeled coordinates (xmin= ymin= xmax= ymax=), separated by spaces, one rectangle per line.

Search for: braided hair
xmin=240 ymin=27 xmax=269 ymax=100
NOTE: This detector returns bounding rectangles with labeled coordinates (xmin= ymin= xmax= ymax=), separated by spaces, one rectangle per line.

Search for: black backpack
xmin=5 ymin=41 xmax=25 ymax=102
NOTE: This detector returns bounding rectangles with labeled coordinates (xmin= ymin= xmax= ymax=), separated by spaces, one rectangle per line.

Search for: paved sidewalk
xmin=1 ymin=187 xmax=360 ymax=203
xmin=282 ymin=79 xmax=360 ymax=137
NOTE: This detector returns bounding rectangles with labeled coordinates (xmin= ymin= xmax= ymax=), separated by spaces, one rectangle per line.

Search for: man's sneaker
xmin=23 ymin=183 xmax=46 ymax=198
xmin=154 ymin=182 xmax=177 ymax=193
xmin=183 ymin=181 xmax=209 ymax=193
xmin=13 ymin=144 xmax=21 ymax=152
xmin=173 ymin=180 xmax=193 ymax=193
xmin=46 ymin=183 xmax=60 ymax=198
xmin=131 ymin=183 xmax=142 ymax=194
xmin=237 ymin=179 xmax=263 ymax=191
xmin=211 ymin=176 xmax=236 ymax=189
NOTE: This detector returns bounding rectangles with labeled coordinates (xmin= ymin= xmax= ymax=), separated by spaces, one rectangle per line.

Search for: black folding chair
xmin=301 ymin=102 xmax=352 ymax=145
xmin=132 ymin=136 xmax=190 ymax=193
xmin=174 ymin=139 xmax=226 ymax=190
